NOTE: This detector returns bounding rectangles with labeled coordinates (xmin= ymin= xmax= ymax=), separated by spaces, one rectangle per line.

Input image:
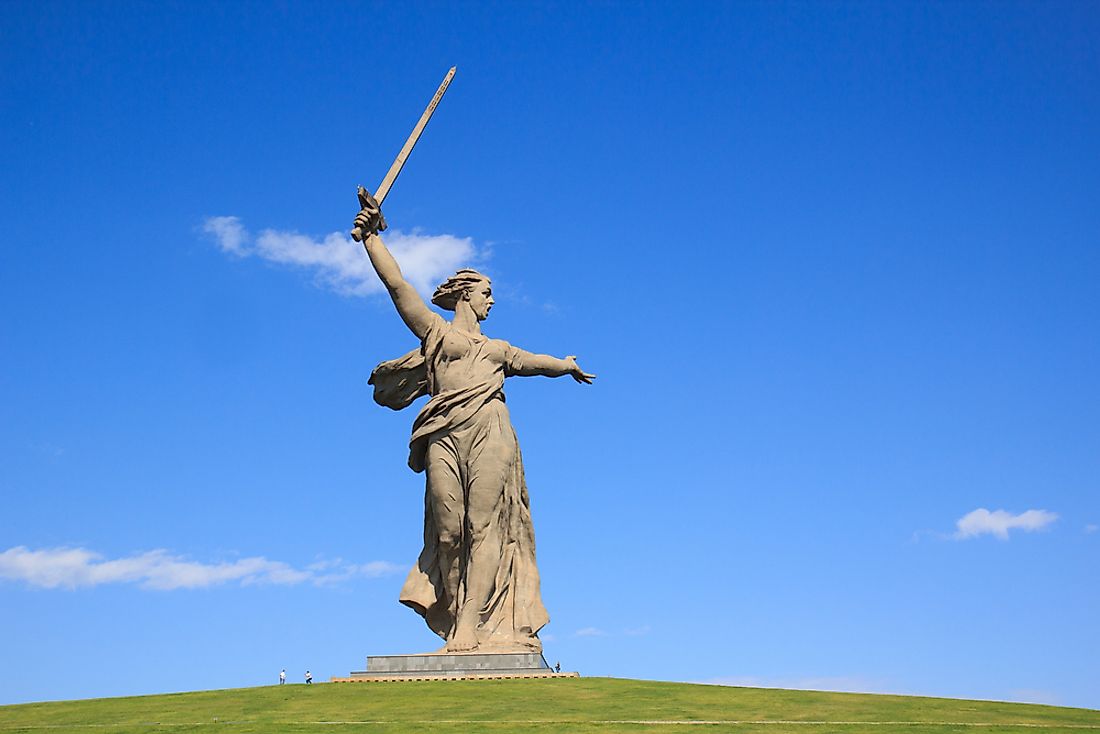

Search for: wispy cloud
xmin=30 ymin=442 xmax=65 ymax=458
xmin=574 ymin=627 xmax=606 ymax=637
xmin=0 ymin=546 xmax=402 ymax=591
xmin=202 ymin=216 xmax=483 ymax=297
xmin=205 ymin=215 xmax=248 ymax=255
xmin=305 ymin=558 xmax=404 ymax=585
xmin=569 ymin=625 xmax=648 ymax=639
xmin=1086 ymin=524 xmax=1098 ymax=535
xmin=953 ymin=508 xmax=1058 ymax=540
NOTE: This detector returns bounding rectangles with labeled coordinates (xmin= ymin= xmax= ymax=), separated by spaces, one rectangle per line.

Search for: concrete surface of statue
xmin=355 ymin=202 xmax=595 ymax=654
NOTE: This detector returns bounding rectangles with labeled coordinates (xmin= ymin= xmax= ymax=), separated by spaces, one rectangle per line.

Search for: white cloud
xmin=305 ymin=558 xmax=405 ymax=585
xmin=30 ymin=442 xmax=65 ymax=458
xmin=203 ymin=216 xmax=248 ymax=255
xmin=202 ymin=216 xmax=482 ymax=297
xmin=356 ymin=560 xmax=405 ymax=577
xmin=574 ymin=627 xmax=606 ymax=637
xmin=569 ymin=625 xmax=647 ymax=638
xmin=954 ymin=508 xmax=1058 ymax=540
xmin=0 ymin=546 xmax=401 ymax=591
xmin=1086 ymin=524 xmax=1098 ymax=534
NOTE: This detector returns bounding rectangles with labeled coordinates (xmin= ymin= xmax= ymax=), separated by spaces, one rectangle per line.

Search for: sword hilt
xmin=351 ymin=186 xmax=387 ymax=242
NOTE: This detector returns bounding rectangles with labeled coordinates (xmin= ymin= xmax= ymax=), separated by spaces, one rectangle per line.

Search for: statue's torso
xmin=431 ymin=325 xmax=509 ymax=394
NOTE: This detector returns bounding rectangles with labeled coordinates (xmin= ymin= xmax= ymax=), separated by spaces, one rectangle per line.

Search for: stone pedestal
xmin=332 ymin=651 xmax=579 ymax=682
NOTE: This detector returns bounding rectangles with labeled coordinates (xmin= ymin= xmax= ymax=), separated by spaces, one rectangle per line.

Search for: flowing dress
xmin=369 ymin=313 xmax=548 ymax=652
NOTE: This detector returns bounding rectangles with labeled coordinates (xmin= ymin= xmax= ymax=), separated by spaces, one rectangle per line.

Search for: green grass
xmin=1 ymin=678 xmax=1097 ymax=734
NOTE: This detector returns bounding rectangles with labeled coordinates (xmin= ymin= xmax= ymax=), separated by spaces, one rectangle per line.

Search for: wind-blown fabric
xmin=369 ymin=314 xmax=548 ymax=651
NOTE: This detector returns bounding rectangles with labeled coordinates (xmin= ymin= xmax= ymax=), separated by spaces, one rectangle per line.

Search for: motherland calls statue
xmin=346 ymin=68 xmax=594 ymax=656
xmin=353 ymin=195 xmax=595 ymax=654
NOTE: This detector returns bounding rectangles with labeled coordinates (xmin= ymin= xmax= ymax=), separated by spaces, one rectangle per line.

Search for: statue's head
xmin=432 ymin=268 xmax=493 ymax=320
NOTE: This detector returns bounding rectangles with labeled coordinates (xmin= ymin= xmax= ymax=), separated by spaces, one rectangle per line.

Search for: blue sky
xmin=2 ymin=0 xmax=1098 ymax=710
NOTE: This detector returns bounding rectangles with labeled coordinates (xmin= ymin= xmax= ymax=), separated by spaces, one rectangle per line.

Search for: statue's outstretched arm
xmin=362 ymin=232 xmax=436 ymax=339
xmin=506 ymin=347 xmax=595 ymax=384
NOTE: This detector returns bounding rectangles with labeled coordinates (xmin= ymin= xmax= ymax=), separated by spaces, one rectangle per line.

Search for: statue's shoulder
xmin=421 ymin=311 xmax=449 ymax=343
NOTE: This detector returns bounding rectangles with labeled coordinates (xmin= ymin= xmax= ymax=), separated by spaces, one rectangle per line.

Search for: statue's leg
xmin=424 ymin=437 xmax=464 ymax=641
xmin=453 ymin=422 xmax=517 ymax=650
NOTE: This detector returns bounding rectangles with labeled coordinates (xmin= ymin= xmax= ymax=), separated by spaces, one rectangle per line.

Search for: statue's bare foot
xmin=446 ymin=630 xmax=478 ymax=652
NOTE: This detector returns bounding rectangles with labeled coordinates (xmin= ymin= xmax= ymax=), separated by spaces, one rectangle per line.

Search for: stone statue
xmin=354 ymin=201 xmax=595 ymax=654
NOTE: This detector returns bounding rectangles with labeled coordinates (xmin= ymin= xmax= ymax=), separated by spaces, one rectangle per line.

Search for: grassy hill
xmin=1 ymin=677 xmax=1097 ymax=733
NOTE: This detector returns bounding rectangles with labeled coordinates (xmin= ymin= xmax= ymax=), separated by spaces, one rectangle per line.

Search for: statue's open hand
xmin=351 ymin=186 xmax=388 ymax=241
xmin=565 ymin=356 xmax=596 ymax=384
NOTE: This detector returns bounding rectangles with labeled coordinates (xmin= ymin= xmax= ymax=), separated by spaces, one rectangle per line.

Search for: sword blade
xmin=375 ymin=66 xmax=456 ymax=205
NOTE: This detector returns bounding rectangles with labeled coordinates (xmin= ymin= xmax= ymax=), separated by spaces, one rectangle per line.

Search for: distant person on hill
xmin=554 ymin=661 xmax=561 ymax=673
xmin=279 ymin=669 xmax=286 ymax=685
xmin=305 ymin=670 xmax=313 ymax=685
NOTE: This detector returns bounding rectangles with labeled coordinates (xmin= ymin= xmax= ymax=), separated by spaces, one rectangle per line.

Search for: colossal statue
xmin=354 ymin=201 xmax=594 ymax=653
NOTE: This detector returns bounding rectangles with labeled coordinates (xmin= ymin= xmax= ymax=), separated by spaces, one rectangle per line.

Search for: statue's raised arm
xmin=354 ymin=197 xmax=435 ymax=340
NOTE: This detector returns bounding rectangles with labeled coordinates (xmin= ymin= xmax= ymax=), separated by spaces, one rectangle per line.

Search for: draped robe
xmin=369 ymin=314 xmax=548 ymax=652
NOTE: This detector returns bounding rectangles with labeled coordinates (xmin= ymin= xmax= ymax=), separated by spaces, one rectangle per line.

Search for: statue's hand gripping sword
xmin=351 ymin=67 xmax=456 ymax=242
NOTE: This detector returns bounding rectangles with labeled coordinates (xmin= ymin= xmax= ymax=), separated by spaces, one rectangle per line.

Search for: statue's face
xmin=465 ymin=281 xmax=494 ymax=321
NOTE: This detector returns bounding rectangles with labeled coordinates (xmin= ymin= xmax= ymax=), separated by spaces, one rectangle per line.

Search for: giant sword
xmin=350 ymin=66 xmax=456 ymax=242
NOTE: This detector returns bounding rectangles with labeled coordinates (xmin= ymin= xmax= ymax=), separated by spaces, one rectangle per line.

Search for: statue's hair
xmin=431 ymin=268 xmax=491 ymax=311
